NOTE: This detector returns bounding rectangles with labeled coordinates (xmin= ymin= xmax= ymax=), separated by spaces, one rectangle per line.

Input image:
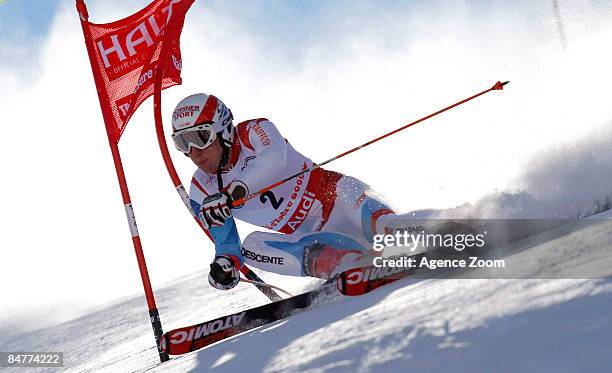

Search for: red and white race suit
xmin=190 ymin=119 xmax=395 ymax=277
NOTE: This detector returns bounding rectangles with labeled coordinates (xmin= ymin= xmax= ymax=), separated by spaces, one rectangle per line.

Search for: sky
xmin=1 ymin=0 xmax=612 ymax=328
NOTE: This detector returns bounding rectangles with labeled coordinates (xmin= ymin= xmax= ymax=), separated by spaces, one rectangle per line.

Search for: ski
xmin=336 ymin=244 xmax=497 ymax=296
xmin=161 ymin=252 xmax=433 ymax=356
xmin=336 ymin=252 xmax=428 ymax=296
xmin=160 ymin=278 xmax=338 ymax=355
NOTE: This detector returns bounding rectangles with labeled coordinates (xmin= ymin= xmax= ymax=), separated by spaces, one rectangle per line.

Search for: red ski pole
xmin=233 ymin=81 xmax=509 ymax=207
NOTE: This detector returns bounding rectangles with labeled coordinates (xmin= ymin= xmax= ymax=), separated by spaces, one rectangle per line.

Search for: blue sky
xmin=0 ymin=0 xmax=410 ymax=68
xmin=0 ymin=0 xmax=575 ymax=70
xmin=0 ymin=0 xmax=62 ymax=78
xmin=0 ymin=0 xmax=520 ymax=49
xmin=0 ymin=0 xmax=61 ymax=37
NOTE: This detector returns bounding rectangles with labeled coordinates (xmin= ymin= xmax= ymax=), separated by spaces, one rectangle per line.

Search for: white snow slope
xmin=2 ymin=210 xmax=611 ymax=373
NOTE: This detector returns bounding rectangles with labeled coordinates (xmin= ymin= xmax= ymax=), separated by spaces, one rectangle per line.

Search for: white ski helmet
xmin=171 ymin=93 xmax=234 ymax=148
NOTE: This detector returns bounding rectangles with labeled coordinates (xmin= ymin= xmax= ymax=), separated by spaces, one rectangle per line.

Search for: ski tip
xmin=492 ymin=81 xmax=510 ymax=90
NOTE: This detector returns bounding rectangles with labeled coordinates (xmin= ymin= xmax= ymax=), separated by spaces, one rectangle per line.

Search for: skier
xmin=171 ymin=93 xmax=398 ymax=290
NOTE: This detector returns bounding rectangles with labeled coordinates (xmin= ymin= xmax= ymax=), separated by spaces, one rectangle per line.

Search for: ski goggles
xmin=172 ymin=124 xmax=217 ymax=154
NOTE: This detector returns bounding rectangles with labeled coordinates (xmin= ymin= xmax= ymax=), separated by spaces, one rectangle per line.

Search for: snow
xmin=1 ymin=211 xmax=611 ymax=372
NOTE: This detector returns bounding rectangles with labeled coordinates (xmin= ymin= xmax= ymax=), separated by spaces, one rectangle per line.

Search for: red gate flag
xmin=77 ymin=0 xmax=194 ymax=143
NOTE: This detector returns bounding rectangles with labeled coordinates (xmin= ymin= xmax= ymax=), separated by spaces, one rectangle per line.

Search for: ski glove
xmin=208 ymin=256 xmax=240 ymax=291
xmin=199 ymin=191 xmax=233 ymax=229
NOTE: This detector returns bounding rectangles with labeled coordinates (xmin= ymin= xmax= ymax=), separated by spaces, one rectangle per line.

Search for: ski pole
xmin=232 ymin=81 xmax=509 ymax=207
xmin=240 ymin=278 xmax=294 ymax=297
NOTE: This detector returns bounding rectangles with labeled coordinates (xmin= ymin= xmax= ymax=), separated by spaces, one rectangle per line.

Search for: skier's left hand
xmin=208 ymin=256 xmax=240 ymax=290
xmin=199 ymin=191 xmax=233 ymax=229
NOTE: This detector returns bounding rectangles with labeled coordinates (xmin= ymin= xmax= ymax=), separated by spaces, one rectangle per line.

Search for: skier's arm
xmin=190 ymin=196 xmax=243 ymax=268
xmin=208 ymin=216 xmax=242 ymax=266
